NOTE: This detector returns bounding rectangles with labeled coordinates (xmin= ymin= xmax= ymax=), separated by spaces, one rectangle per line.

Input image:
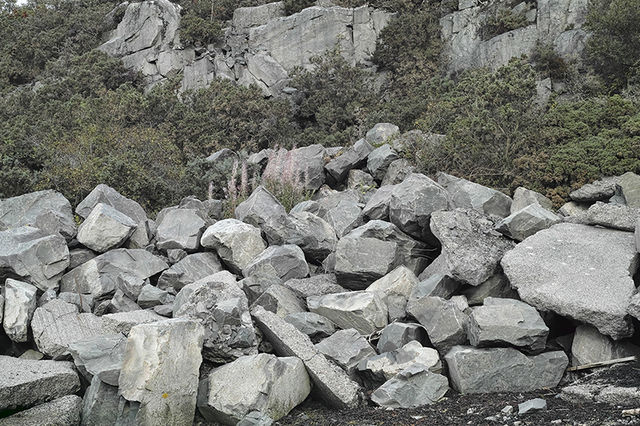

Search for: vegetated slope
xmin=1 ymin=0 xmax=639 ymax=212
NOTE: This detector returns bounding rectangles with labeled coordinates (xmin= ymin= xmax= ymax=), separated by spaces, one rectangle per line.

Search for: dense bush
xmin=282 ymin=0 xmax=315 ymax=15
xmin=481 ymin=7 xmax=528 ymax=40
xmin=179 ymin=12 xmax=223 ymax=46
xmin=530 ymin=43 xmax=571 ymax=80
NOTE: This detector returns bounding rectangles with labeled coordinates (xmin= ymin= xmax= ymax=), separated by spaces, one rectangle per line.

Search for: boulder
xmin=262 ymin=145 xmax=326 ymax=191
xmin=155 ymin=207 xmax=207 ymax=251
xmin=119 ymin=319 xmax=205 ymax=425
xmin=240 ymin=273 xmax=283 ymax=305
xmin=365 ymin=123 xmax=400 ymax=145
xmin=31 ymin=300 xmax=111 ymax=359
xmin=381 ymin=159 xmax=415 ymax=186
xmin=571 ymin=324 xmax=640 ymax=366
xmin=0 ymin=226 xmax=69 ymax=291
xmin=284 ymin=312 xmax=335 ymax=341
xmin=60 ymin=248 xmax=168 ymax=299
xmin=430 ymin=209 xmax=516 ymax=286
xmin=569 ymin=177 xmax=618 ymax=202
xmin=315 ymin=329 xmax=376 ymax=374
xmin=2 ymin=279 xmax=37 ymax=343
xmin=68 ymin=248 xmax=96 ymax=269
xmin=445 ymin=346 xmax=568 ymax=394
xmin=157 ymin=252 xmax=223 ymax=291
xmin=463 ymin=273 xmax=517 ymax=306
xmin=235 ymin=186 xmax=288 ymax=245
xmin=251 ymin=306 xmax=362 ymax=409
xmin=347 ymin=169 xmax=376 ymax=194
xmin=197 ymin=353 xmax=311 ymax=425
xmin=201 ymin=219 xmax=266 ymax=274
xmin=365 ymin=266 xmax=418 ymax=321
xmin=76 ymin=184 xmax=150 ymax=248
xmin=0 ymin=395 xmax=82 ymax=426
xmin=68 ymin=334 xmax=126 ymax=387
xmin=518 ymin=398 xmax=547 ymax=415
xmin=362 ymin=185 xmax=395 ymax=220
xmin=467 ymin=298 xmax=549 ymax=352
xmin=0 ymin=356 xmax=80 ymax=410
xmin=325 ymin=139 xmax=374 ymax=183
xmin=243 ymin=245 xmax=309 ymax=282
xmin=501 ymin=223 xmax=637 ymax=339
xmin=76 ymin=203 xmax=137 ymax=252
xmin=407 ymin=296 xmax=469 ymax=354
xmin=315 ymin=190 xmax=363 ymax=237
xmin=358 ymin=341 xmax=442 ymax=383
xmin=370 ymin=365 xmax=448 ymax=409
xmin=377 ymin=323 xmax=428 ymax=354
xmin=511 ymin=187 xmax=554 ymax=213
xmin=0 ymin=190 xmax=76 ymax=241
xmin=334 ymin=236 xmax=398 ymax=290
xmin=585 ymin=202 xmax=639 ymax=231
xmin=366 ymin=144 xmax=399 ymax=181
xmin=100 ymin=310 xmax=166 ymax=335
xmin=282 ymin=274 xmax=345 ymax=299
xmin=559 ymin=201 xmax=589 ymax=217
xmin=389 ymin=173 xmax=450 ymax=243
xmin=284 ymin=211 xmax=337 ymax=262
xmin=174 ymin=272 xmax=258 ymax=362
xmin=409 ymin=273 xmax=461 ymax=301
xmin=496 ymin=204 xmax=561 ymax=241
xmin=81 ymin=376 xmax=120 ymax=426
xmin=437 ymin=172 xmax=512 ymax=218
xmin=308 ymin=291 xmax=388 ymax=335
xmin=137 ymin=284 xmax=173 ymax=309
xmin=619 ymin=172 xmax=640 ymax=208
xmin=252 ymin=284 xmax=306 ymax=318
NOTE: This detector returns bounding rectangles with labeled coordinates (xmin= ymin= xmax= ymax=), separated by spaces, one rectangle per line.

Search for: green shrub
xmin=179 ymin=12 xmax=223 ymax=46
xmin=481 ymin=7 xmax=528 ymax=40
xmin=530 ymin=43 xmax=571 ymax=80
xmin=282 ymin=0 xmax=315 ymax=15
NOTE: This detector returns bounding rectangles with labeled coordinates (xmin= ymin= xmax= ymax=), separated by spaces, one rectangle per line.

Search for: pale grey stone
xmin=0 ymin=226 xmax=69 ymax=291
xmin=334 ymin=236 xmax=398 ymax=290
xmin=157 ymin=252 xmax=223 ymax=291
xmin=282 ymin=274 xmax=345 ymax=300
xmin=315 ymin=329 xmax=376 ymax=374
xmin=0 ymin=395 xmax=82 ymax=426
xmin=308 ymin=291 xmax=388 ymax=335
xmin=243 ymin=245 xmax=309 ymax=281
xmin=362 ymin=185 xmax=395 ymax=221
xmin=284 ymin=312 xmax=335 ymax=341
xmin=370 ymin=365 xmax=448 ymax=408
xmin=518 ymin=398 xmax=547 ymax=415
xmin=366 ymin=144 xmax=399 ymax=181
xmin=407 ymin=296 xmax=469 ymax=354
xmin=197 ymin=353 xmax=310 ymax=424
xmin=496 ymin=204 xmax=561 ymax=241
xmin=0 ymin=189 xmax=76 ymax=241
xmin=571 ymin=324 xmax=640 ymax=366
xmin=201 ymin=219 xmax=266 ymax=274
xmin=68 ymin=334 xmax=126 ymax=387
xmin=619 ymin=172 xmax=640 ymax=208
xmin=463 ymin=273 xmax=517 ymax=306
xmin=559 ymin=201 xmax=589 ymax=217
xmin=251 ymin=306 xmax=362 ymax=409
xmin=236 ymin=186 xmax=288 ymax=244
xmin=569 ymin=177 xmax=618 ymax=202
xmin=77 ymin=203 xmax=137 ymax=253
xmin=511 ymin=187 xmax=554 ymax=213
xmin=315 ymin=190 xmax=363 ymax=237
xmin=347 ymin=169 xmax=376 ymax=194
xmin=365 ymin=266 xmax=418 ymax=321
xmin=366 ymin=123 xmax=400 ymax=145
xmin=0 ymin=356 xmax=80 ymax=410
xmin=100 ymin=310 xmax=166 ymax=335
xmin=119 ymin=319 xmax=205 ymax=426
xmin=381 ymin=159 xmax=415 ymax=187
xmin=233 ymin=2 xmax=285 ymax=29
xmin=437 ymin=172 xmax=512 ymax=218
xmin=585 ymin=201 xmax=640 ymax=231
xmin=445 ymin=346 xmax=568 ymax=394
xmin=81 ymin=376 xmax=120 ymax=426
xmin=467 ymin=298 xmax=549 ymax=351
xmin=240 ymin=273 xmax=283 ymax=305
xmin=58 ymin=291 xmax=96 ymax=313
xmin=501 ymin=223 xmax=637 ymax=339
xmin=155 ymin=208 xmax=207 ymax=251
xmin=410 ymin=273 xmax=461 ymax=300
xmin=377 ymin=323 xmax=428 ymax=353
xmin=3 ymin=279 xmax=37 ymax=343
xmin=252 ymin=284 xmax=306 ymax=318
xmin=285 ymin=211 xmax=337 ymax=263
xmin=68 ymin=248 xmax=96 ymax=269
xmin=137 ymin=284 xmax=173 ymax=309
xmin=325 ymin=139 xmax=374 ymax=183
xmin=263 ymin=145 xmax=326 ymax=191
xmin=358 ymin=341 xmax=441 ymax=384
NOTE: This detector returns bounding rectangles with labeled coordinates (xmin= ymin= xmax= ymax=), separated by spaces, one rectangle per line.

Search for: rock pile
xmin=0 ymin=123 xmax=639 ymax=424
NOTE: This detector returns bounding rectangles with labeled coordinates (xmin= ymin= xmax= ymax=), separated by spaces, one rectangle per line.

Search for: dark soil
xmin=277 ymin=363 xmax=640 ymax=426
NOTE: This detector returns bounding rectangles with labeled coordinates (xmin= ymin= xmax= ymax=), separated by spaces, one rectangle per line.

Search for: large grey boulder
xmin=0 ymin=226 xmax=69 ymax=291
xmin=325 ymin=139 xmax=374 ymax=183
xmin=585 ymin=202 xmax=639 ymax=231
xmin=284 ymin=312 xmax=335 ymax=341
xmin=308 ymin=291 xmax=388 ymax=335
xmin=174 ymin=272 xmax=258 ymax=363
xmin=407 ymin=296 xmax=469 ymax=354
xmin=445 ymin=346 xmax=568 ymax=394
xmin=235 ymin=186 xmax=289 ymax=245
xmin=198 ymin=353 xmax=311 ymax=425
xmin=284 ymin=211 xmax=337 ymax=262
xmin=282 ymin=274 xmax=345 ymax=299
xmin=334 ymin=236 xmax=398 ymax=290
xmin=233 ymin=2 xmax=285 ymax=29
xmin=3 ymin=279 xmax=37 ymax=343
xmin=252 ymin=284 xmax=306 ymax=318
xmin=437 ymin=172 xmax=512 ymax=218
xmin=100 ymin=309 xmax=166 ymax=335
xmin=463 ymin=273 xmax=517 ymax=306
xmin=201 ymin=219 xmax=266 ymax=274
xmin=362 ymin=185 xmax=395 ymax=220
xmin=619 ymin=172 xmax=640 ymax=208
xmin=77 ymin=203 xmax=137 ymax=252
xmin=389 ymin=173 xmax=450 ymax=243
xmin=315 ymin=190 xmax=363 ymax=237
xmin=0 ymin=395 xmax=82 ymax=426
xmin=68 ymin=248 xmax=96 ymax=269
xmin=251 ymin=306 xmax=362 ymax=409
xmin=367 ymin=144 xmax=399 ymax=181
xmin=370 ymin=365 xmax=448 ymax=409
xmin=0 ymin=190 xmax=76 ymax=241
xmin=262 ymin=145 xmax=326 ymax=191
xmin=377 ymin=323 xmax=428 ymax=353
xmin=366 ymin=123 xmax=400 ymax=145
xmin=155 ymin=207 xmax=207 ymax=251
xmin=61 ymin=248 xmax=168 ymax=299
xmin=240 ymin=273 xmax=284 ymax=305
xmin=511 ymin=187 xmax=554 ymax=213
xmin=81 ymin=376 xmax=120 ymax=426
xmin=243 ymin=245 xmax=309 ymax=282
xmin=358 ymin=341 xmax=441 ymax=383
xmin=119 ymin=319 xmax=205 ymax=425
xmin=410 ymin=273 xmax=461 ymax=300
xmin=467 ymin=298 xmax=549 ymax=352
xmin=0 ymin=356 xmax=80 ymax=410
xmin=157 ymin=252 xmax=223 ymax=291
xmin=31 ymin=300 xmax=111 ymax=359
xmin=569 ymin=177 xmax=618 ymax=202
xmin=315 ymin=329 xmax=376 ymax=374
xmin=430 ymin=209 xmax=516 ymax=286
xmin=571 ymin=324 xmax=640 ymax=366
xmin=365 ymin=266 xmax=418 ymax=321
xmin=501 ymin=223 xmax=637 ymax=339
xmin=381 ymin=159 xmax=415 ymax=186
xmin=68 ymin=334 xmax=126 ymax=386
xmin=496 ymin=204 xmax=561 ymax=241
xmin=76 ymin=184 xmax=150 ymax=248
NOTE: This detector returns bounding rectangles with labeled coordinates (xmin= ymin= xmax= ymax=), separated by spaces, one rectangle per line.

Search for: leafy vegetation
xmin=481 ymin=7 xmax=529 ymax=40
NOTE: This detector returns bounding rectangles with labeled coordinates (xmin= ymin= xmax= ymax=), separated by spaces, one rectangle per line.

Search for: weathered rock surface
xmin=77 ymin=203 xmax=137 ymax=253
xmin=235 ymin=186 xmax=289 ymax=244
xmin=156 ymin=207 xmax=207 ymax=251
xmin=68 ymin=334 xmax=126 ymax=386
xmin=619 ymin=172 xmax=640 ymax=208
xmin=334 ymin=236 xmax=398 ymax=290
xmin=365 ymin=266 xmax=418 ymax=321
xmin=325 ymin=139 xmax=374 ymax=183
xmin=3 ymin=279 xmax=38 ymax=343
xmin=198 ymin=353 xmax=310 ymax=425
xmin=0 ymin=356 xmax=80 ymax=410
xmin=571 ymin=324 xmax=640 ymax=366
xmin=285 ymin=211 xmax=338 ymax=262
xmin=569 ymin=177 xmax=619 ymax=203
xmin=585 ymin=202 xmax=640 ymax=231
xmin=284 ymin=312 xmax=335 ymax=341
xmin=430 ymin=209 xmax=516 ymax=286
xmin=370 ymin=365 xmax=449 ymax=409
xmin=174 ymin=272 xmax=258 ymax=362
xmin=0 ymin=226 xmax=69 ymax=291
xmin=157 ymin=252 xmax=223 ymax=291
xmin=377 ymin=323 xmax=428 ymax=353
xmin=308 ymin=291 xmax=388 ymax=335
xmin=367 ymin=144 xmax=399 ymax=181
xmin=467 ymin=298 xmax=549 ymax=352
xmin=0 ymin=190 xmax=76 ymax=241
xmin=315 ymin=190 xmax=363 ymax=238
xmin=282 ymin=274 xmax=345 ymax=300
xmin=81 ymin=376 xmax=121 ymax=426
xmin=0 ymin=395 xmax=82 ymax=426
xmin=201 ymin=219 xmax=266 ymax=274
xmin=496 ymin=204 xmax=561 ymax=241
xmin=409 ymin=273 xmax=461 ymax=302
xmin=407 ymin=296 xmax=469 ymax=354
xmin=437 ymin=172 xmax=512 ymax=218
xmin=501 ymin=223 xmax=638 ymax=339
xmin=243 ymin=245 xmax=309 ymax=281
xmin=358 ymin=341 xmax=442 ymax=383
xmin=119 ymin=319 xmax=205 ymax=425
xmin=252 ymin=284 xmax=306 ymax=318
xmin=511 ymin=187 xmax=554 ymax=213
xmin=445 ymin=346 xmax=568 ymax=394
xmin=315 ymin=329 xmax=376 ymax=374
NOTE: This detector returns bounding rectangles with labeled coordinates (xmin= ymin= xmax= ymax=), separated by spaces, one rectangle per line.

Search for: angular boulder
xmin=76 ymin=203 xmax=137 ymax=253
xmin=501 ymin=223 xmax=638 ymax=339
xmin=282 ymin=274 xmax=345 ymax=299
xmin=571 ymin=324 xmax=640 ymax=366
xmin=157 ymin=252 xmax=223 ymax=291
xmin=569 ymin=177 xmax=618 ymax=203
xmin=0 ymin=395 xmax=82 ymax=426
xmin=496 ymin=204 xmax=561 ymax=241
xmin=437 ymin=172 xmax=512 ymax=218
xmin=308 ymin=291 xmax=388 ymax=335
xmin=3 ymin=279 xmax=37 ymax=343
xmin=284 ymin=312 xmax=335 ymax=341
xmin=315 ymin=329 xmax=376 ymax=374
xmin=201 ymin=219 xmax=266 ymax=274
xmin=585 ymin=202 xmax=639 ymax=231
xmin=243 ymin=245 xmax=308 ymax=282
xmin=365 ymin=266 xmax=418 ymax=321
xmin=155 ymin=207 xmax=207 ymax=251
xmin=377 ymin=323 xmax=428 ymax=353
xmin=284 ymin=211 xmax=337 ymax=263
xmin=366 ymin=123 xmax=400 ymax=145
xmin=325 ymin=139 xmax=374 ymax=183
xmin=366 ymin=144 xmax=399 ymax=181
xmin=358 ymin=341 xmax=441 ymax=383
xmin=235 ymin=186 xmax=288 ymax=245
xmin=371 ymin=365 xmax=448 ymax=409
xmin=68 ymin=334 xmax=126 ymax=386
xmin=407 ymin=296 xmax=469 ymax=354
xmin=334 ymin=236 xmax=398 ymax=290
xmin=511 ymin=187 xmax=554 ymax=213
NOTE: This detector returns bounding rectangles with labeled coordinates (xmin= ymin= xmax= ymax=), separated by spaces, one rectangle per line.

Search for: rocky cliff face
xmin=99 ymin=0 xmax=392 ymax=95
